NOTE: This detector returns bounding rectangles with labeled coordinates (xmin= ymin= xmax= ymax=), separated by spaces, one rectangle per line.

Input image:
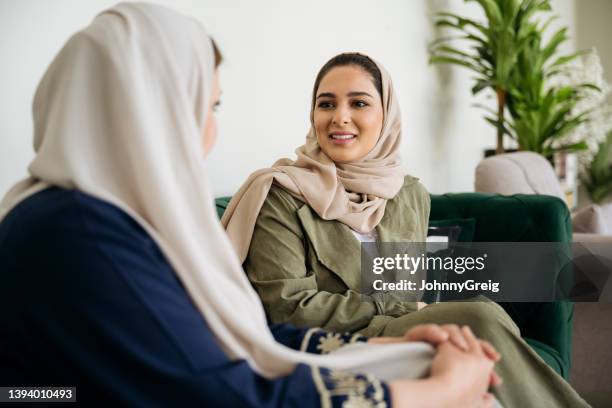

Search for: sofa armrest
xmin=573 ymin=232 xmax=612 ymax=244
xmin=430 ymin=193 xmax=574 ymax=378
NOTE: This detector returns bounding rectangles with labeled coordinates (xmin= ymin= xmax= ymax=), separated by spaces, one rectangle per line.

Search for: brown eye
xmin=317 ymin=101 xmax=334 ymax=109
xmin=353 ymin=100 xmax=368 ymax=108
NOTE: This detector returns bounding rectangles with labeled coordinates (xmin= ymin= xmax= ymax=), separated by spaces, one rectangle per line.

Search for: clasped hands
xmin=370 ymin=323 xmax=502 ymax=408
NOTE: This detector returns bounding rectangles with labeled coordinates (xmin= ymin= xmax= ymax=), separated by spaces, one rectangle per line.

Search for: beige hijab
xmin=222 ymin=55 xmax=407 ymax=262
xmin=0 ymin=3 xmax=431 ymax=379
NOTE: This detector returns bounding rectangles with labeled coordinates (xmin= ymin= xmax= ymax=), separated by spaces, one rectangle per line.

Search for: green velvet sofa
xmin=215 ymin=192 xmax=574 ymax=379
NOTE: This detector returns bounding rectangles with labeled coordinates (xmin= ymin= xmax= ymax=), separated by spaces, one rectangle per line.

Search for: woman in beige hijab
xmin=0 ymin=3 xmax=510 ymax=407
xmin=225 ymin=53 xmax=590 ymax=407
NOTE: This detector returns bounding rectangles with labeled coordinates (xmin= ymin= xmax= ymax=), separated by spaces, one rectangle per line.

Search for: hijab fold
xmin=0 ymin=2 xmax=429 ymax=379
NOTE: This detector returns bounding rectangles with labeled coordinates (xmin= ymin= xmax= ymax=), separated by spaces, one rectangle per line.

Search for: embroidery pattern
xmin=312 ymin=367 xmax=388 ymax=408
xmin=317 ymin=333 xmax=345 ymax=354
xmin=300 ymin=328 xmax=368 ymax=354
xmin=300 ymin=329 xmax=388 ymax=407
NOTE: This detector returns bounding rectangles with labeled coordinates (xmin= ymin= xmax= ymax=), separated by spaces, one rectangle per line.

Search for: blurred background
xmin=3 ymin=0 xmax=610 ymax=198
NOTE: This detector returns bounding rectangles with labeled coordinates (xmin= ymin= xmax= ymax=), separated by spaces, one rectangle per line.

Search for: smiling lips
xmin=329 ymin=131 xmax=356 ymax=145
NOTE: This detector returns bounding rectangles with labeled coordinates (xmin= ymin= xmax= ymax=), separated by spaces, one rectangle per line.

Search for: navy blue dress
xmin=0 ymin=187 xmax=391 ymax=407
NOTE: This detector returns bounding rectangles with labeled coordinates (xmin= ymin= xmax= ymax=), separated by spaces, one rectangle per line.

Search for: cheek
xmin=355 ymin=110 xmax=383 ymax=141
xmin=313 ymin=112 xmax=329 ymax=140
xmin=202 ymin=114 xmax=218 ymax=155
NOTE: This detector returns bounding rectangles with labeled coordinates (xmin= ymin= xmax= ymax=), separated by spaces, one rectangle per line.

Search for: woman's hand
xmin=369 ymin=323 xmax=501 ymax=358
xmin=429 ymin=326 xmax=497 ymax=407
xmin=407 ymin=324 xmax=502 ymax=388
xmin=368 ymin=324 xmax=449 ymax=345
xmin=389 ymin=326 xmax=498 ymax=408
xmin=369 ymin=324 xmax=502 ymax=388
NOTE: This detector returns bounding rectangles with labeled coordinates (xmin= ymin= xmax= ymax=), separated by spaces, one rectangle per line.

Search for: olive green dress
xmin=244 ymin=176 xmax=589 ymax=407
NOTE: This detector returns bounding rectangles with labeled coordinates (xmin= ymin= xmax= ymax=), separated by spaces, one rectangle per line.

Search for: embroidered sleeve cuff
xmin=311 ymin=366 xmax=391 ymax=408
xmin=300 ymin=328 xmax=368 ymax=354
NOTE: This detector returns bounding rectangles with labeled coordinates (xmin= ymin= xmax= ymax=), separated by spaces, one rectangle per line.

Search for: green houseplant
xmin=503 ymin=24 xmax=596 ymax=159
xmin=582 ymin=132 xmax=612 ymax=203
xmin=430 ymin=0 xmax=551 ymax=154
xmin=429 ymin=0 xmax=593 ymax=157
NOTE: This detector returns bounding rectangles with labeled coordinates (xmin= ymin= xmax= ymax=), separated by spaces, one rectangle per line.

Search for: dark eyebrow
xmin=316 ymin=92 xmax=335 ymax=100
xmin=347 ymin=91 xmax=374 ymax=98
xmin=316 ymin=91 xmax=374 ymax=99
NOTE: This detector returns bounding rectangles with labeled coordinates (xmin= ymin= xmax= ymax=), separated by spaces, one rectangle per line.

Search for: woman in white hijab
xmin=0 ymin=3 xmax=505 ymax=407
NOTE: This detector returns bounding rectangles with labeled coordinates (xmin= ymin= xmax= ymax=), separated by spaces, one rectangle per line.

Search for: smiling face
xmin=313 ymin=65 xmax=384 ymax=164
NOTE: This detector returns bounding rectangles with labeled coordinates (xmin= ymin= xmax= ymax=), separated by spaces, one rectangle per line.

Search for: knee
xmin=453 ymin=302 xmax=519 ymax=338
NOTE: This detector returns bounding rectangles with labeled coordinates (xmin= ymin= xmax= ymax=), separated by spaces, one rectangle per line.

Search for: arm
xmin=0 ymin=190 xmax=389 ymax=407
xmin=271 ymin=324 xmax=371 ymax=355
xmin=244 ymin=186 xmax=382 ymax=332
xmin=407 ymin=180 xmax=431 ymax=241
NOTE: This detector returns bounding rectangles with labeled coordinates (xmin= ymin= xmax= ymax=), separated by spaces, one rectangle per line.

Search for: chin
xmin=321 ymin=148 xmax=349 ymax=162
xmin=328 ymin=153 xmax=359 ymax=164
xmin=319 ymin=142 xmax=365 ymax=164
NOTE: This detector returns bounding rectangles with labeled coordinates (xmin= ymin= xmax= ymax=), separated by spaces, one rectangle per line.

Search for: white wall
xmin=576 ymin=0 xmax=612 ymax=103
xmin=0 ymin=0 xmax=578 ymax=197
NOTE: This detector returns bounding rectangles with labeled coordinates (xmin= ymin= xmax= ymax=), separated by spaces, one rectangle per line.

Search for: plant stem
xmin=496 ymin=87 xmax=506 ymax=155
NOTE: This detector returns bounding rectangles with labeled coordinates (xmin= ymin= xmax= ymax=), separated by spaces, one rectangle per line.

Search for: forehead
xmin=317 ymin=65 xmax=377 ymax=94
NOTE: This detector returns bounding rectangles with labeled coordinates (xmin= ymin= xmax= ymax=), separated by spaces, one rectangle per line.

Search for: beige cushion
xmin=572 ymin=203 xmax=612 ymax=234
xmin=475 ymin=152 xmax=564 ymax=199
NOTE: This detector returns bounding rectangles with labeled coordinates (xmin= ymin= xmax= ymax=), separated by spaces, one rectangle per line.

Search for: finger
xmin=405 ymin=324 xmax=449 ymax=345
xmin=479 ymin=340 xmax=501 ymax=362
xmin=490 ymin=370 xmax=503 ymax=387
xmin=368 ymin=336 xmax=403 ymax=344
xmin=461 ymin=325 xmax=480 ymax=353
xmin=441 ymin=324 xmax=469 ymax=351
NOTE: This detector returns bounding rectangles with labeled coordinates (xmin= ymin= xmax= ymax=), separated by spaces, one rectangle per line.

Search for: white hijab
xmin=0 ymin=2 xmax=432 ymax=379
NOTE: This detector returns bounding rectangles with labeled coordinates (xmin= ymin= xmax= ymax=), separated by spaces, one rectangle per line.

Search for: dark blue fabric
xmin=0 ymin=187 xmax=322 ymax=407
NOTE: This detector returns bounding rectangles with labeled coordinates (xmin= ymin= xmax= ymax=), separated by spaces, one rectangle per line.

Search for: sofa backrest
xmin=217 ymin=193 xmax=573 ymax=243
xmin=430 ymin=192 xmax=572 ymax=243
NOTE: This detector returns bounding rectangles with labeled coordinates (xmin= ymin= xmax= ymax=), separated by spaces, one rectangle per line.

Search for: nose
xmin=332 ymin=105 xmax=351 ymax=125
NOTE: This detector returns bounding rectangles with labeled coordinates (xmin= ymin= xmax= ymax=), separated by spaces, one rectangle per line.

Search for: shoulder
xmin=0 ymin=187 xmax=152 ymax=258
xmin=261 ymin=183 xmax=304 ymax=215
xmin=389 ymin=176 xmax=431 ymax=226
xmin=396 ymin=175 xmax=430 ymax=203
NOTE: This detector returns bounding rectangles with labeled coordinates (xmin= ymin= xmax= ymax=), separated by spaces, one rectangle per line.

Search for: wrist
xmin=425 ymin=375 xmax=456 ymax=407
xmin=389 ymin=377 xmax=454 ymax=408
